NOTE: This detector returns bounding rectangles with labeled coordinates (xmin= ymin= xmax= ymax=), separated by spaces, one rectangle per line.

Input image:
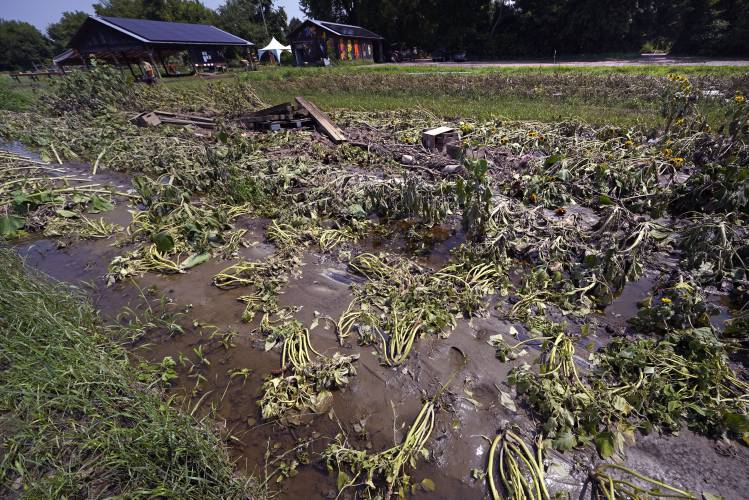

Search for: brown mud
xmin=4 ymin=131 xmax=749 ymax=500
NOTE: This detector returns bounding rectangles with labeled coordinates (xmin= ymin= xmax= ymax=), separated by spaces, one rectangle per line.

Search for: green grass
xmin=0 ymin=74 xmax=40 ymax=111
xmin=242 ymin=62 xmax=749 ymax=78
xmin=3 ymin=63 xmax=746 ymax=128
xmin=0 ymin=248 xmax=255 ymax=498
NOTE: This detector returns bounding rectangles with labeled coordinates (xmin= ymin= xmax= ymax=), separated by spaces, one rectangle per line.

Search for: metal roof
xmin=303 ymin=19 xmax=383 ymax=40
xmin=94 ymin=16 xmax=253 ymax=46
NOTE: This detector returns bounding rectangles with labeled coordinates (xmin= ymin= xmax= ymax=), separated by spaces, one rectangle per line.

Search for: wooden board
xmin=249 ymin=102 xmax=294 ymax=117
xmin=295 ymin=96 xmax=347 ymax=144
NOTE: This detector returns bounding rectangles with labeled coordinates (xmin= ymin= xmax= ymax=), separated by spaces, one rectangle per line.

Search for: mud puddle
xmin=6 ymin=140 xmax=748 ymax=499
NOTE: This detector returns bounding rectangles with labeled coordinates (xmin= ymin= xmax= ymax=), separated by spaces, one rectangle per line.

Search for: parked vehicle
xmin=452 ymin=51 xmax=467 ymax=62
xmin=431 ymin=48 xmax=449 ymax=62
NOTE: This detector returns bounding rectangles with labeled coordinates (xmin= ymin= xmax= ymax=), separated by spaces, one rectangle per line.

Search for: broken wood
xmin=422 ymin=126 xmax=459 ymax=151
xmin=295 ymin=96 xmax=347 ymax=144
xmin=248 ymin=102 xmax=294 ymax=117
xmin=131 ymin=111 xmax=216 ymax=129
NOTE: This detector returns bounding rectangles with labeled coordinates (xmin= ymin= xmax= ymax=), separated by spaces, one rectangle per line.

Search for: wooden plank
xmin=249 ymin=102 xmax=294 ymax=117
xmin=240 ymin=113 xmax=294 ymax=124
xmin=153 ymin=111 xmax=215 ymax=123
xmin=294 ymin=96 xmax=346 ymax=144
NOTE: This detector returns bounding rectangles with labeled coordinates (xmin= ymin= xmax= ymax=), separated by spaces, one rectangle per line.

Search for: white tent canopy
xmin=257 ymin=37 xmax=291 ymax=63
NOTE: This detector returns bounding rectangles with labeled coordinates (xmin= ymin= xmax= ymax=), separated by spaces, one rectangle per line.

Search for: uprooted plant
xmin=258 ymin=313 xmax=358 ymax=423
xmin=337 ymin=251 xmax=503 ymax=365
xmin=107 ymin=176 xmax=248 ymax=284
xmin=322 ymin=399 xmax=435 ymax=499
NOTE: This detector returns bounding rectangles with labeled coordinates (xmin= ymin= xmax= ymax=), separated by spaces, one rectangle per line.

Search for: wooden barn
xmin=288 ymin=19 xmax=384 ymax=66
xmin=54 ymin=16 xmax=253 ymax=78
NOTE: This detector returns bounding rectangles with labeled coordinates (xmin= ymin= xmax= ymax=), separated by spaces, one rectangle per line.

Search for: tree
xmin=47 ymin=11 xmax=89 ymax=52
xmin=288 ymin=16 xmax=303 ymax=34
xmin=93 ymin=0 xmax=145 ymax=18
xmin=216 ymin=0 xmax=288 ymax=45
xmin=94 ymin=0 xmax=216 ymax=24
xmin=0 ymin=19 xmax=52 ymax=70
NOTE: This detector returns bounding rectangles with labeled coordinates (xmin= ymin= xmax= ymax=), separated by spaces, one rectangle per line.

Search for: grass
xmin=165 ymin=65 xmax=748 ymax=127
xmin=0 ymin=248 xmax=255 ymax=498
xmin=3 ymin=62 xmax=747 ymax=127
xmin=0 ymin=75 xmax=39 ymax=112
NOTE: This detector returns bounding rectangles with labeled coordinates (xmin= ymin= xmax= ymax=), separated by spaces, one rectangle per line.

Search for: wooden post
xmin=157 ymin=50 xmax=170 ymax=76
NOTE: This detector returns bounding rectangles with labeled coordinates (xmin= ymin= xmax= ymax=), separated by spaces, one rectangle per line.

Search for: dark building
xmin=288 ymin=19 xmax=384 ymax=66
xmin=54 ymin=16 xmax=253 ymax=77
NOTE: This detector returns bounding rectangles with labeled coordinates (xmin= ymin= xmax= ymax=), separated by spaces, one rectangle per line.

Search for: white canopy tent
xmin=257 ymin=37 xmax=291 ymax=63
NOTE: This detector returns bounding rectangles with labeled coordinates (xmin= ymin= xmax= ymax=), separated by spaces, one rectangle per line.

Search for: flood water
xmin=5 ymin=143 xmax=749 ymax=499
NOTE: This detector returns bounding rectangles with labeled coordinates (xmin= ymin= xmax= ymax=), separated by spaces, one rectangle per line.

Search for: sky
xmin=0 ymin=0 xmax=304 ymax=32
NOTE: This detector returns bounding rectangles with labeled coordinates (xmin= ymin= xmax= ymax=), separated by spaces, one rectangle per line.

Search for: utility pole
xmin=259 ymin=0 xmax=270 ymax=38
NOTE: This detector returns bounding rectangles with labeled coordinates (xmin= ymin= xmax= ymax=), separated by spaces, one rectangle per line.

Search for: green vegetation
xmin=1 ymin=56 xmax=747 ymax=499
xmin=0 ymin=249 xmax=254 ymax=497
xmin=3 ymin=64 xmax=747 ymax=127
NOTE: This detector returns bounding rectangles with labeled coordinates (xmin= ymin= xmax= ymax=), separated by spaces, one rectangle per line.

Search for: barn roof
xmin=293 ymin=19 xmax=384 ymax=40
xmin=76 ymin=16 xmax=253 ymax=46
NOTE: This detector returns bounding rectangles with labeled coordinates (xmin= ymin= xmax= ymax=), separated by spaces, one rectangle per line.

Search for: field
xmin=1 ymin=63 xmax=748 ymax=499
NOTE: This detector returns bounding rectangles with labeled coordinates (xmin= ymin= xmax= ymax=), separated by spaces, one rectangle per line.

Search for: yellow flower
xmin=736 ymin=94 xmax=746 ymax=104
xmin=624 ymin=140 xmax=634 ymax=147
xmin=661 ymin=297 xmax=672 ymax=304
xmin=675 ymin=117 xmax=685 ymax=126
xmin=662 ymin=148 xmax=673 ymax=157
xmin=670 ymin=157 xmax=685 ymax=168
xmin=459 ymin=121 xmax=475 ymax=134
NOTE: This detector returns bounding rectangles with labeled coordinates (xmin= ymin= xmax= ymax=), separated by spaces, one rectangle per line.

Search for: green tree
xmin=93 ymin=0 xmax=145 ymax=18
xmin=47 ymin=11 xmax=89 ymax=52
xmin=0 ymin=20 xmax=52 ymax=70
xmin=217 ymin=0 xmax=288 ymax=45
xmin=94 ymin=0 xmax=216 ymax=23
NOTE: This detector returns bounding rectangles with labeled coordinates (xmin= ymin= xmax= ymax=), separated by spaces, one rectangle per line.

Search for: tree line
xmin=1 ymin=0 xmax=747 ymax=70
xmin=300 ymin=0 xmax=749 ymax=57
xmin=0 ymin=0 xmax=290 ymax=70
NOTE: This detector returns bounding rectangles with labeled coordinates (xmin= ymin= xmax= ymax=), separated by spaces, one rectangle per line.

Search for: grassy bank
xmin=0 ymin=248 xmax=254 ymax=497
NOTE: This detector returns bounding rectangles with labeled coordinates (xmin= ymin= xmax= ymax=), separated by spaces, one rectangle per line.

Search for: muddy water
xmin=5 ymin=145 xmax=749 ymax=499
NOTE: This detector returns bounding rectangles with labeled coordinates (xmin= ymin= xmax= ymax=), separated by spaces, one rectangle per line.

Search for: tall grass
xmin=0 ymin=248 xmax=255 ymax=498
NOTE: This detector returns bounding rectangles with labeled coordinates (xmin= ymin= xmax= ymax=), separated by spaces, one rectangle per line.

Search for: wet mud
xmin=4 ymin=136 xmax=749 ymax=500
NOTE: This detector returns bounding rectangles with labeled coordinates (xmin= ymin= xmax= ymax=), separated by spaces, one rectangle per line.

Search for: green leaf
xmin=421 ymin=478 xmax=436 ymax=492
xmin=151 ymin=232 xmax=174 ymax=253
xmin=55 ymin=209 xmax=78 ymax=218
xmin=0 ymin=214 xmax=25 ymax=237
xmin=595 ymin=430 xmax=616 ymax=459
xmin=88 ymin=194 xmax=114 ymax=213
xmin=553 ymin=430 xmax=577 ymax=451
xmin=180 ymin=252 xmax=210 ymax=270
xmin=336 ymin=470 xmax=350 ymax=491
xmin=722 ymin=412 xmax=749 ymax=434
